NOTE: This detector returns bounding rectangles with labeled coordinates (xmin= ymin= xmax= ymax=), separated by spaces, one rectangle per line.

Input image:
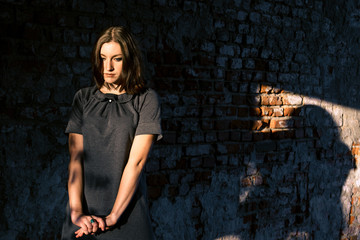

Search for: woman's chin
xmin=104 ymin=79 xmax=120 ymax=85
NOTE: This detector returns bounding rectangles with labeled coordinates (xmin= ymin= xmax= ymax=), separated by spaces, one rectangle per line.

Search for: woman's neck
xmin=100 ymin=83 xmax=126 ymax=95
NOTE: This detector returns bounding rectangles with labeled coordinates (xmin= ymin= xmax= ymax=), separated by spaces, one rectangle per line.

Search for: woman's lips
xmin=104 ymin=73 xmax=116 ymax=77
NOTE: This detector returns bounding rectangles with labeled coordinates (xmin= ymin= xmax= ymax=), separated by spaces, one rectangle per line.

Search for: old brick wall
xmin=1 ymin=0 xmax=360 ymax=239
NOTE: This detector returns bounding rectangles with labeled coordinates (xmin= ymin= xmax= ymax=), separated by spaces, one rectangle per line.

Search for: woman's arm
xmin=68 ymin=133 xmax=105 ymax=235
xmin=105 ymin=134 xmax=155 ymax=226
xmin=68 ymin=133 xmax=84 ymax=221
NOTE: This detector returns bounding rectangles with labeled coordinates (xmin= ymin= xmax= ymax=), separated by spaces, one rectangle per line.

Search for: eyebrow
xmin=100 ymin=54 xmax=123 ymax=57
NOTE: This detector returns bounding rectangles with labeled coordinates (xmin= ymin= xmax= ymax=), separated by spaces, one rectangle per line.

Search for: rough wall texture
xmin=1 ymin=0 xmax=360 ymax=239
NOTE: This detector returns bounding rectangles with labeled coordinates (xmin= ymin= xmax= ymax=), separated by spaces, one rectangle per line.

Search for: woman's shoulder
xmin=137 ymin=87 xmax=159 ymax=97
xmin=132 ymin=88 xmax=160 ymax=111
xmin=74 ymin=86 xmax=97 ymax=101
xmin=134 ymin=88 xmax=159 ymax=102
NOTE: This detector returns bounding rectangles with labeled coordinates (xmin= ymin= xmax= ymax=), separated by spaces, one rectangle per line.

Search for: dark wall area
xmin=1 ymin=0 xmax=360 ymax=239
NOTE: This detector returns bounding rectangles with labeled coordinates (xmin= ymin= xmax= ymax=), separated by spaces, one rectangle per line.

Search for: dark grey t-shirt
xmin=61 ymin=86 xmax=162 ymax=240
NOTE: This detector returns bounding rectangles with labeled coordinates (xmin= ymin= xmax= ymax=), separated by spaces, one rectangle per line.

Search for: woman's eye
xmin=114 ymin=57 xmax=123 ymax=62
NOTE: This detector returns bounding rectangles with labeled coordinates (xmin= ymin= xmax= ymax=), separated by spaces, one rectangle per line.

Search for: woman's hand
xmin=104 ymin=213 xmax=118 ymax=229
xmin=75 ymin=213 xmax=117 ymax=238
xmin=72 ymin=211 xmax=106 ymax=237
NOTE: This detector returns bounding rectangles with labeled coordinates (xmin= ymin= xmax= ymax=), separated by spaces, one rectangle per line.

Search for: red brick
xmin=272 ymin=107 xmax=283 ymax=117
xmin=349 ymin=215 xmax=355 ymax=225
xmin=250 ymin=107 xmax=261 ymax=117
xmin=260 ymin=107 xmax=273 ymax=116
xmin=270 ymin=119 xmax=294 ymax=128
xmin=272 ymin=87 xmax=283 ymax=94
xmin=248 ymin=95 xmax=261 ymax=106
xmin=352 ymin=145 xmax=360 ymax=155
xmin=251 ymin=120 xmax=263 ymax=130
xmin=241 ymin=175 xmax=263 ymax=186
xmin=282 ymin=95 xmax=303 ymax=105
xmin=250 ymin=119 xmax=269 ymax=130
xmin=261 ymin=95 xmax=282 ymax=106
xmin=260 ymin=85 xmax=272 ymax=93
xmin=284 ymin=107 xmax=301 ymax=116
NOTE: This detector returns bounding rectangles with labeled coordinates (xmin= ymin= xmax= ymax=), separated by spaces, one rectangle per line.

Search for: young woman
xmin=61 ymin=26 xmax=162 ymax=239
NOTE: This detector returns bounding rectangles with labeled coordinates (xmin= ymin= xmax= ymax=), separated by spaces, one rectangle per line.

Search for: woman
xmin=61 ymin=26 xmax=162 ymax=239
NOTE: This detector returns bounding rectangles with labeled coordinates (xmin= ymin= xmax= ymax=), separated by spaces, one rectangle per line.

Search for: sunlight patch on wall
xmin=214 ymin=235 xmax=242 ymax=240
xmin=286 ymin=231 xmax=309 ymax=240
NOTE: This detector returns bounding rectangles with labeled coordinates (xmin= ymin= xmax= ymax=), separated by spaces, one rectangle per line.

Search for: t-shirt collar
xmin=92 ymin=86 xmax=134 ymax=103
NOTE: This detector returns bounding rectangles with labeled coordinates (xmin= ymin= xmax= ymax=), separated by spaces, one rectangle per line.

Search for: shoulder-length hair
xmin=92 ymin=26 xmax=146 ymax=95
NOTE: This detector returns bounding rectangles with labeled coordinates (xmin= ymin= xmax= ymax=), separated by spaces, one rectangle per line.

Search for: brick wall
xmin=1 ymin=0 xmax=360 ymax=239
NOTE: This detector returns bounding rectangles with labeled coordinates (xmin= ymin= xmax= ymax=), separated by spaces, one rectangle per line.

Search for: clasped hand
xmin=72 ymin=211 xmax=118 ymax=238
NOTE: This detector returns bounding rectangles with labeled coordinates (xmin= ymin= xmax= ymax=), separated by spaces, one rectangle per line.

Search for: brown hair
xmin=92 ymin=26 xmax=146 ymax=94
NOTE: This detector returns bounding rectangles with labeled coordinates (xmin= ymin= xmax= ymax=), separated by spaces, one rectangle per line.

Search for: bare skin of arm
xmin=105 ymin=134 xmax=155 ymax=226
xmin=68 ymin=133 xmax=105 ymax=236
xmin=74 ymin=134 xmax=155 ymax=238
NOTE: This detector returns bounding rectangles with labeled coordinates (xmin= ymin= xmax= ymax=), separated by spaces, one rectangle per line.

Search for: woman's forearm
xmin=68 ymin=160 xmax=84 ymax=217
xmin=108 ymin=162 xmax=144 ymax=220
xmin=108 ymin=134 xmax=155 ymax=222
xmin=67 ymin=133 xmax=85 ymax=222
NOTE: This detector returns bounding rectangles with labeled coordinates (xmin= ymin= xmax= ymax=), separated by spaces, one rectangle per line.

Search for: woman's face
xmin=100 ymin=41 xmax=123 ymax=85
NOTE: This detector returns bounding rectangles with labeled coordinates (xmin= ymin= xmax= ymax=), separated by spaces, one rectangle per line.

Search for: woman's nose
xmin=105 ymin=60 xmax=113 ymax=71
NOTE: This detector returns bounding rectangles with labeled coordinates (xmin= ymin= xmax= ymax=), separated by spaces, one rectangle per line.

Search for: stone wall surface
xmin=1 ymin=0 xmax=360 ymax=239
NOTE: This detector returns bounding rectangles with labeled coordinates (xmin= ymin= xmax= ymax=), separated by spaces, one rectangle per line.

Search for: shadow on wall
xmin=199 ymin=104 xmax=355 ymax=239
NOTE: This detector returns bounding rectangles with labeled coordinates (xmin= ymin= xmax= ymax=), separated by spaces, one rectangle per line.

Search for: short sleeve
xmin=65 ymin=90 xmax=83 ymax=134
xmin=135 ymin=89 xmax=162 ymax=141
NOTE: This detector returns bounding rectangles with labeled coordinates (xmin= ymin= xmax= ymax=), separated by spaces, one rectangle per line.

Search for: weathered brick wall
xmin=1 ymin=0 xmax=360 ymax=239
